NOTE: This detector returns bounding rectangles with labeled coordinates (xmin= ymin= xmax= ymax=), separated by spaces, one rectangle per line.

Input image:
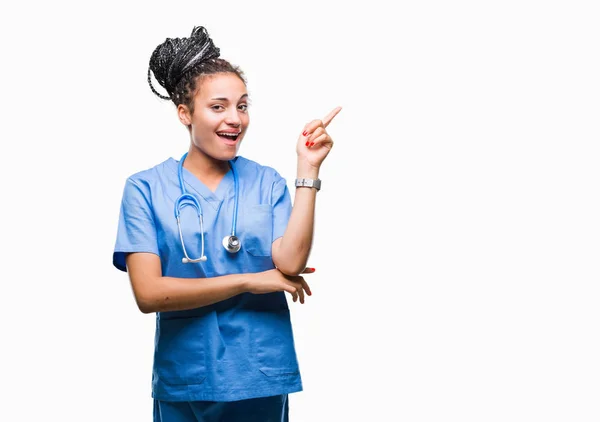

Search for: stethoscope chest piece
xmin=176 ymin=152 xmax=241 ymax=263
xmin=222 ymin=235 xmax=241 ymax=253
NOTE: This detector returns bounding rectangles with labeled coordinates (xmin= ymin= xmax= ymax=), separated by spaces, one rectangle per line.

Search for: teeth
xmin=217 ymin=132 xmax=239 ymax=138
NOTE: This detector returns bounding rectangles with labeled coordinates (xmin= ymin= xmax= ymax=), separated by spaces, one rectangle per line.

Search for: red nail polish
xmin=309 ymin=142 xmax=315 ymax=147
xmin=310 ymin=267 xmax=316 ymax=271
xmin=302 ymin=131 xmax=307 ymax=136
xmin=305 ymin=141 xmax=309 ymax=146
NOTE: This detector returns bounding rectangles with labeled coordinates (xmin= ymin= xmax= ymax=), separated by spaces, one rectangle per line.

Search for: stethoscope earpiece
xmin=176 ymin=152 xmax=240 ymax=264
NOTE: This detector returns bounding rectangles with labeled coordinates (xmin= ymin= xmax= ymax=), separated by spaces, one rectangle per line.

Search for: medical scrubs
xmin=113 ymin=156 xmax=302 ymax=416
xmin=153 ymin=394 xmax=288 ymax=422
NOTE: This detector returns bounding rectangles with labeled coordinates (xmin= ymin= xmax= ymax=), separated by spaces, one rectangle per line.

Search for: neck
xmin=182 ymin=147 xmax=231 ymax=192
xmin=184 ymin=147 xmax=230 ymax=178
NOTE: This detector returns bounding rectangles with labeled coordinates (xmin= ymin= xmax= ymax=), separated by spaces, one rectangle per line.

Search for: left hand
xmin=296 ymin=106 xmax=342 ymax=169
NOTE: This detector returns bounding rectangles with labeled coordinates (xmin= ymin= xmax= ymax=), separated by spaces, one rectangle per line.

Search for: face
xmin=179 ymin=72 xmax=250 ymax=161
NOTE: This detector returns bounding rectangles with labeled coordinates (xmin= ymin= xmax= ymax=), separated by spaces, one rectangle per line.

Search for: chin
xmin=219 ymin=148 xmax=240 ymax=161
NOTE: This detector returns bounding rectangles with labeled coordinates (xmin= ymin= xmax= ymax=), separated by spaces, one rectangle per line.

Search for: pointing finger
xmin=322 ymin=106 xmax=342 ymax=128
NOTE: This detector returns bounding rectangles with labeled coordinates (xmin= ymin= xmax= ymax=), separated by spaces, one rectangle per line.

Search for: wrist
xmin=296 ymin=158 xmax=319 ymax=179
xmin=239 ymin=273 xmax=254 ymax=294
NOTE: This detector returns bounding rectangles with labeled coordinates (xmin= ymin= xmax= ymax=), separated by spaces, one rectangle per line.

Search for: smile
xmin=216 ymin=131 xmax=241 ymax=145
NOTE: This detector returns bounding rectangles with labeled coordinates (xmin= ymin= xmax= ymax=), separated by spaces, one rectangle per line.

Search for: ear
xmin=177 ymin=104 xmax=192 ymax=126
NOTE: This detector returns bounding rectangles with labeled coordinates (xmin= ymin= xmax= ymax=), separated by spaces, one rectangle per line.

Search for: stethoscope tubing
xmin=175 ymin=152 xmax=240 ymax=263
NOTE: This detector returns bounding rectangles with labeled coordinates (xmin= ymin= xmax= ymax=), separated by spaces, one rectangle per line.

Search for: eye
xmin=211 ymin=105 xmax=225 ymax=111
xmin=238 ymin=104 xmax=249 ymax=112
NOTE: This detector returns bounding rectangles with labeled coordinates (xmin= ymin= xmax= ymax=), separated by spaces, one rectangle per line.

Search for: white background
xmin=1 ymin=0 xmax=599 ymax=421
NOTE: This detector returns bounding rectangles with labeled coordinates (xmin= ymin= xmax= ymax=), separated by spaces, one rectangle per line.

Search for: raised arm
xmin=126 ymin=252 xmax=312 ymax=313
xmin=272 ymin=106 xmax=342 ymax=276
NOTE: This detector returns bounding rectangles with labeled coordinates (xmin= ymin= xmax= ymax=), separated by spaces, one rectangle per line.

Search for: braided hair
xmin=147 ymin=26 xmax=246 ymax=114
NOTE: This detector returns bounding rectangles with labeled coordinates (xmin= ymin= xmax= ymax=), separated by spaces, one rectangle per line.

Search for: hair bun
xmin=148 ymin=26 xmax=220 ymax=99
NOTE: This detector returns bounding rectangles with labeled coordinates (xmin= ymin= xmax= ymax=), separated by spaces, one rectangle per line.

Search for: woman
xmin=113 ymin=26 xmax=341 ymax=421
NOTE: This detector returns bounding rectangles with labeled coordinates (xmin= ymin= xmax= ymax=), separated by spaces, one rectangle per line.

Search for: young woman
xmin=113 ymin=25 xmax=341 ymax=421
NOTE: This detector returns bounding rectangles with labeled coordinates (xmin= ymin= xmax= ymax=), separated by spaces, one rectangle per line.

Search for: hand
xmin=296 ymin=106 xmax=342 ymax=170
xmin=246 ymin=268 xmax=313 ymax=304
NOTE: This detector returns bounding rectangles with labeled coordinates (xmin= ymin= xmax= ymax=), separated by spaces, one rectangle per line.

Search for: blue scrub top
xmin=113 ymin=156 xmax=302 ymax=402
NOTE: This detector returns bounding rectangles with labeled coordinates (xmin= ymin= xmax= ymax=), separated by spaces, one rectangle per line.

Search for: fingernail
xmin=309 ymin=142 xmax=315 ymax=147
xmin=305 ymin=141 xmax=309 ymax=146
xmin=309 ymin=267 xmax=316 ymax=271
xmin=302 ymin=131 xmax=307 ymax=136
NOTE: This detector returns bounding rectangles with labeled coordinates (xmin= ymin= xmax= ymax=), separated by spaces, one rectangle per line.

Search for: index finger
xmin=322 ymin=106 xmax=342 ymax=128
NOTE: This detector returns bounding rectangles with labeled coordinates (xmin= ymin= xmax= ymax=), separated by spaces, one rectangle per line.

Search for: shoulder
xmin=120 ymin=158 xmax=175 ymax=204
xmin=125 ymin=157 xmax=174 ymax=186
xmin=234 ymin=156 xmax=285 ymax=182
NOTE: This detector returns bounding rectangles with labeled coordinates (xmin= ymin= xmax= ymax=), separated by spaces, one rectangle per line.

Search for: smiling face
xmin=178 ymin=72 xmax=250 ymax=162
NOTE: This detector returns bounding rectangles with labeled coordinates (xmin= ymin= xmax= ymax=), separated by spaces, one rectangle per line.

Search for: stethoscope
xmin=175 ymin=152 xmax=240 ymax=263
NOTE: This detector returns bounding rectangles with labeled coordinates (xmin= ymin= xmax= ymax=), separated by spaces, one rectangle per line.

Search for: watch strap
xmin=295 ymin=178 xmax=321 ymax=191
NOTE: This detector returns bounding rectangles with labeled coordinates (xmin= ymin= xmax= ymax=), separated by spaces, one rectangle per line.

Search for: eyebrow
xmin=210 ymin=94 xmax=249 ymax=101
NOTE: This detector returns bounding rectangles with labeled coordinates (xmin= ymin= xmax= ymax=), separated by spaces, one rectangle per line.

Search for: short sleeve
xmin=271 ymin=175 xmax=293 ymax=241
xmin=113 ymin=178 xmax=159 ymax=272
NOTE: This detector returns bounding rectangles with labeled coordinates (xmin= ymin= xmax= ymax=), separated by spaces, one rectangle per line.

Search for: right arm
xmin=126 ymin=252 xmax=312 ymax=314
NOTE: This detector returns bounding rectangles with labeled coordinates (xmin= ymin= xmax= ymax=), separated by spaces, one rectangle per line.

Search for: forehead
xmin=196 ymin=73 xmax=247 ymax=100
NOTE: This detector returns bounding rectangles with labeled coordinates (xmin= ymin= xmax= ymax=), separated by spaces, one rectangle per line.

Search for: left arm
xmin=272 ymin=106 xmax=342 ymax=275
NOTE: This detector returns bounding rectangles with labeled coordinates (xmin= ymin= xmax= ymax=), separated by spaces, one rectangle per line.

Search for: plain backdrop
xmin=1 ymin=0 xmax=599 ymax=421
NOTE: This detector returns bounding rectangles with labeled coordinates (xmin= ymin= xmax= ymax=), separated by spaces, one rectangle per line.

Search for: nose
xmin=225 ymin=108 xmax=242 ymax=127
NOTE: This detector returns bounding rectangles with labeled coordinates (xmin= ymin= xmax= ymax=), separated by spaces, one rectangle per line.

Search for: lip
xmin=216 ymin=131 xmax=242 ymax=146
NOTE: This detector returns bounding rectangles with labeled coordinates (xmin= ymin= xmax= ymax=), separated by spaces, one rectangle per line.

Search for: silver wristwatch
xmin=295 ymin=178 xmax=321 ymax=191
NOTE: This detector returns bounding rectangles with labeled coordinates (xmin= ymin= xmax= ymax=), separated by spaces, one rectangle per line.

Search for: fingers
xmin=301 ymin=279 xmax=312 ymax=296
xmin=301 ymin=267 xmax=316 ymax=274
xmin=288 ymin=279 xmax=305 ymax=304
xmin=301 ymin=106 xmax=341 ymax=143
xmin=298 ymin=284 xmax=305 ymax=304
xmin=322 ymin=106 xmax=342 ymax=128
xmin=288 ymin=286 xmax=300 ymax=303
xmin=306 ymin=127 xmax=325 ymax=144
xmin=302 ymin=119 xmax=324 ymax=138
xmin=285 ymin=277 xmax=311 ymax=304
xmin=306 ymin=133 xmax=332 ymax=150
xmin=294 ymin=277 xmax=312 ymax=303
xmin=283 ymin=284 xmax=298 ymax=296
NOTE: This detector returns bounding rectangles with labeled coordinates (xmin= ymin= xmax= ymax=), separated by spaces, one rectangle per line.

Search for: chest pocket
xmin=241 ymin=204 xmax=273 ymax=257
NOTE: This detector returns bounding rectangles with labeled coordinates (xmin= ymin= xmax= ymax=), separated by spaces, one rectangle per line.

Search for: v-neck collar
xmin=166 ymin=157 xmax=234 ymax=211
